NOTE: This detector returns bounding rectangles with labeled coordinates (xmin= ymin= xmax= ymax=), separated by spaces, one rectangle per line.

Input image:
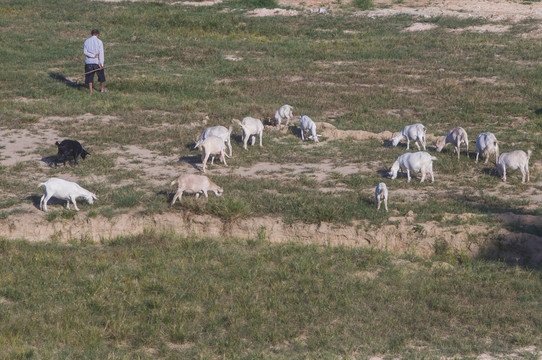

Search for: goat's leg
xmin=415 ymin=138 xmax=421 ymax=151
xmin=66 ymin=200 xmax=70 ymax=209
xmin=40 ymin=194 xmax=46 ymax=211
xmin=406 ymin=169 xmax=411 ymax=182
xmin=259 ymin=132 xmax=263 ymax=147
xmin=203 ymin=190 xmax=208 ymax=198
xmin=384 ymin=198 xmax=388 ymax=212
xmin=455 ymin=142 xmax=460 ymax=159
xmin=422 ymin=136 xmax=426 ymax=151
xmin=69 ymin=196 xmax=79 ymax=211
xmin=42 ymin=194 xmax=53 ymax=212
xmin=526 ymin=165 xmax=530 ymax=182
xmin=171 ymin=190 xmax=182 ymax=206
xmin=376 ymin=196 xmax=380 ymax=210
xmin=243 ymin=135 xmax=249 ymax=150
xmin=406 ymin=137 xmax=410 ymax=150
xmin=202 ymin=154 xmax=210 ymax=173
xmin=420 ymin=169 xmax=426 ymax=183
xmin=227 ymin=140 xmax=232 ymax=157
xmin=251 ymin=135 xmax=256 ymax=146
xmin=501 ymin=166 xmax=507 ymax=182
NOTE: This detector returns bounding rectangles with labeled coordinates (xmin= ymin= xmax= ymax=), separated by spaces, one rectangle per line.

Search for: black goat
xmin=54 ymin=139 xmax=89 ymax=167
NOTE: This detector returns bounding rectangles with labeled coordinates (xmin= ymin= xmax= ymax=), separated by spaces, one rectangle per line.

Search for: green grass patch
xmin=0 ymin=234 xmax=541 ymax=358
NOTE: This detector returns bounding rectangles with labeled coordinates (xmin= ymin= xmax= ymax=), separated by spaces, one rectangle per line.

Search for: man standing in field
xmin=83 ymin=29 xmax=106 ymax=95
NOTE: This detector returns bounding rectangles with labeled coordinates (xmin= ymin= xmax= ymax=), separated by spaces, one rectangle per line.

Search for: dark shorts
xmin=85 ymin=64 xmax=106 ymax=84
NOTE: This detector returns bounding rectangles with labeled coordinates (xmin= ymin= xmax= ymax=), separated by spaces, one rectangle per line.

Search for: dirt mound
xmin=316 ymin=122 xmax=393 ymax=141
xmin=1 ymin=207 xmax=495 ymax=259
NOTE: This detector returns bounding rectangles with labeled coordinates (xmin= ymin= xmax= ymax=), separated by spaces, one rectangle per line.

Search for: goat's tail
xmin=55 ymin=141 xmax=60 ymax=146
xmin=527 ymin=149 xmax=533 ymax=160
xmin=170 ymin=179 xmax=178 ymax=186
xmin=431 ymin=156 xmax=438 ymax=161
xmin=38 ymin=182 xmax=46 ymax=188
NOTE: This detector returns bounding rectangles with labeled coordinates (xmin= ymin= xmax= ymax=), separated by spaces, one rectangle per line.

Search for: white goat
xmin=194 ymin=125 xmax=233 ymax=157
xmin=436 ymin=127 xmax=469 ymax=160
xmin=299 ymin=115 xmax=321 ymax=143
xmin=39 ymin=178 xmax=97 ymax=212
xmin=274 ymin=105 xmax=294 ymax=126
xmin=170 ymin=174 xmax=223 ymax=206
xmin=375 ymin=182 xmax=389 ymax=212
xmin=391 ymin=123 xmax=426 ymax=150
xmin=497 ymin=150 xmax=532 ymax=183
xmin=235 ymin=117 xmax=264 ymax=150
xmin=197 ymin=136 xmax=229 ymax=173
xmin=475 ymin=132 xmax=499 ymax=164
xmin=389 ymin=151 xmax=437 ymax=183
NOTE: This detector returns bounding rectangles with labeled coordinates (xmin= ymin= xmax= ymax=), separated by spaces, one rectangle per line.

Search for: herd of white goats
xmin=39 ymin=104 xmax=533 ymax=214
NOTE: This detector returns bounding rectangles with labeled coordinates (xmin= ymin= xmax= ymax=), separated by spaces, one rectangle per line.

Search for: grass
xmin=0 ymin=1 xmax=542 ymax=355
xmin=1 ymin=233 xmax=542 ymax=358
xmin=0 ymin=0 xmax=542 ymax=228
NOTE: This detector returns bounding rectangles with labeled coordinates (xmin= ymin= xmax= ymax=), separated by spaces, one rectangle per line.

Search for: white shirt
xmin=83 ymin=35 xmax=104 ymax=67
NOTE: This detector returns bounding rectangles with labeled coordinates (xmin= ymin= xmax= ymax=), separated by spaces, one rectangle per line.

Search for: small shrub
xmin=112 ymin=186 xmax=144 ymax=208
xmin=434 ymin=238 xmax=450 ymax=256
xmin=45 ymin=211 xmax=60 ymax=222
xmin=209 ymin=198 xmax=248 ymax=221
xmin=236 ymin=0 xmax=278 ymax=8
xmin=354 ymin=0 xmax=373 ymax=10
xmin=61 ymin=209 xmax=77 ymax=220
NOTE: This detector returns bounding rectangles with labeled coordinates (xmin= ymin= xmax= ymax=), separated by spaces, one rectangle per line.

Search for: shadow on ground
xmin=49 ymin=72 xmax=84 ymax=90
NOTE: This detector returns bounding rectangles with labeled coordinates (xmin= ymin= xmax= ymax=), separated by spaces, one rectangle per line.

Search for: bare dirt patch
xmin=245 ymin=8 xmax=300 ymax=17
xmin=0 ymin=128 xmax=60 ymax=166
xmin=367 ymin=0 xmax=542 ymax=22
xmin=402 ymin=23 xmax=438 ymax=32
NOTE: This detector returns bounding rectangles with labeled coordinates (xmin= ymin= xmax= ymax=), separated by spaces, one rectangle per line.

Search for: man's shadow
xmin=49 ymin=72 xmax=84 ymax=90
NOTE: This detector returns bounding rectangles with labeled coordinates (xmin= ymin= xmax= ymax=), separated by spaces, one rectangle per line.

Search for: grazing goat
xmin=170 ymin=174 xmax=223 ymax=206
xmin=235 ymin=117 xmax=264 ymax=150
xmin=389 ymin=151 xmax=437 ymax=183
xmin=54 ymin=139 xmax=89 ymax=167
xmin=274 ymin=105 xmax=294 ymax=126
xmin=299 ymin=115 xmax=321 ymax=143
xmin=497 ymin=150 xmax=532 ymax=183
xmin=39 ymin=178 xmax=97 ymax=212
xmin=436 ymin=127 xmax=469 ymax=160
xmin=197 ymin=136 xmax=229 ymax=173
xmin=375 ymin=182 xmax=389 ymax=212
xmin=475 ymin=132 xmax=499 ymax=164
xmin=193 ymin=125 xmax=233 ymax=157
xmin=391 ymin=123 xmax=426 ymax=150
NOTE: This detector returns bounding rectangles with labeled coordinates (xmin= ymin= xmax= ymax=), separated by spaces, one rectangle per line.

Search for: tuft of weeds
xmin=111 ymin=186 xmax=145 ymax=208
xmin=353 ymin=0 xmax=373 ymax=10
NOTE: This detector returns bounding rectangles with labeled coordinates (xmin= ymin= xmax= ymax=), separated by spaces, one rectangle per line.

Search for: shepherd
xmin=83 ymin=29 xmax=106 ymax=95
